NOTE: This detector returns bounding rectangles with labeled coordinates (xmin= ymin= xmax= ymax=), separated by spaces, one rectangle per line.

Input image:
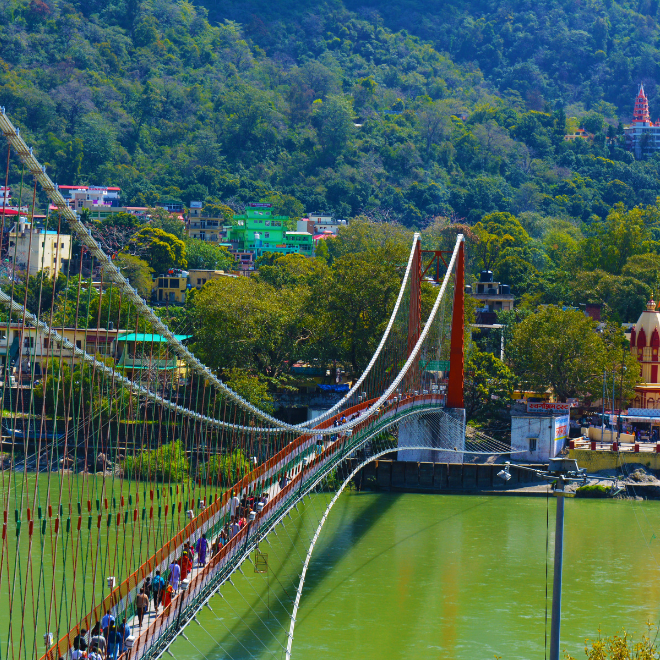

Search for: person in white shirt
xmin=230 ymin=491 xmax=240 ymax=518
xmin=87 ymin=646 xmax=102 ymax=660
xmin=70 ymin=649 xmax=85 ymax=660
xmin=230 ymin=516 xmax=240 ymax=538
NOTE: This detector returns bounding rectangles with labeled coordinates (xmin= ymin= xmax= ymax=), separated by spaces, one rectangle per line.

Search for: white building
xmin=511 ymin=404 xmax=570 ymax=462
xmin=7 ymin=221 xmax=72 ymax=277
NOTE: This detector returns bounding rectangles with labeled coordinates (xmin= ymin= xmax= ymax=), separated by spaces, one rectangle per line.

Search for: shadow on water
xmin=198 ymin=490 xmax=402 ymax=659
xmin=197 ymin=492 xmax=491 ymax=660
xmin=297 ymin=495 xmax=492 ymax=626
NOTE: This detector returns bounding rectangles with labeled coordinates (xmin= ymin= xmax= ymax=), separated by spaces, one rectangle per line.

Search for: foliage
xmin=202 ymin=449 xmax=251 ymax=487
xmin=506 ymin=306 xmax=639 ymax=403
xmin=575 ymin=484 xmax=611 ymax=498
xmin=224 ymin=368 xmax=274 ymax=413
xmin=148 ymin=208 xmax=186 ymax=239
xmin=184 ymin=239 xmax=234 ymax=271
xmin=115 ymin=253 xmax=153 ymax=297
xmin=464 ymin=348 xmax=515 ymax=421
xmin=122 ymin=441 xmax=189 ymax=482
xmin=126 ymin=227 xmax=187 ymax=275
xmin=564 ymin=628 xmax=660 ymax=659
xmin=35 ymin=357 xmax=133 ymax=420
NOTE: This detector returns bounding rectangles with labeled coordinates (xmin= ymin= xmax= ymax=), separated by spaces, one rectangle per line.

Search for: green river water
xmin=5 ymin=480 xmax=660 ymax=660
xmin=167 ymin=491 xmax=660 ymax=660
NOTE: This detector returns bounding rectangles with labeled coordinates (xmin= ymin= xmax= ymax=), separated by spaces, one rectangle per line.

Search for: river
xmin=167 ymin=491 xmax=660 ymax=660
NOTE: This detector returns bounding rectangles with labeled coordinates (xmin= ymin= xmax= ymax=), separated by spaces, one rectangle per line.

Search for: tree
xmin=257 ymin=253 xmax=329 ymax=288
xmin=126 ymin=227 xmax=187 ymax=274
xmin=189 ymin=276 xmax=311 ymax=377
xmin=148 ymin=207 xmax=186 ymax=239
xmin=224 ymin=367 xmax=274 ymax=413
xmin=115 ymin=253 xmax=153 ymax=298
xmin=464 ymin=348 xmax=515 ymax=421
xmin=184 ymin=239 xmax=234 ymax=271
xmin=416 ymin=98 xmax=455 ymax=160
xmin=324 ymin=251 xmax=402 ymax=372
xmin=507 ymin=306 xmax=639 ymax=402
xmin=581 ymin=205 xmax=660 ymax=275
xmin=311 ymin=94 xmax=354 ymax=157
xmin=12 ymin=271 xmax=67 ymax=318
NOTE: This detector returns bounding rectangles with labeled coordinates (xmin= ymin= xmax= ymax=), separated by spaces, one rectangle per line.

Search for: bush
xmin=202 ymin=449 xmax=250 ymax=487
xmin=564 ymin=628 xmax=659 ymax=659
xmin=122 ymin=441 xmax=189 ymax=482
xmin=575 ymin=484 xmax=610 ymax=498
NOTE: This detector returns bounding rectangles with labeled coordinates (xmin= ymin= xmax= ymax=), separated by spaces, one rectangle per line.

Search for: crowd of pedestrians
xmin=66 ymin=486 xmax=274 ymax=659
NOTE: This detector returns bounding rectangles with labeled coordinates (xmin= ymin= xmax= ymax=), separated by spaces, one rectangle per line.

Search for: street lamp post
xmin=498 ymin=458 xmax=605 ymax=660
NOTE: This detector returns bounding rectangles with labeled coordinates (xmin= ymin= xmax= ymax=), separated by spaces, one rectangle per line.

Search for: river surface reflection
xmin=171 ymin=492 xmax=660 ymax=660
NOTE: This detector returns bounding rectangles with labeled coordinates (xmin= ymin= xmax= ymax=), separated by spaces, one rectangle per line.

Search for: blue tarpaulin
xmin=318 ymin=384 xmax=350 ymax=393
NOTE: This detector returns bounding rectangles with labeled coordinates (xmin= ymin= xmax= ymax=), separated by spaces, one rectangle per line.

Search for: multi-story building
xmin=59 ymin=185 xmax=121 ymax=210
xmin=7 ymin=220 xmax=72 ymax=277
xmin=469 ymin=270 xmax=514 ymax=324
xmin=187 ymin=203 xmax=224 ymax=242
xmin=152 ymin=268 xmax=237 ymax=304
xmin=153 ymin=270 xmax=189 ymax=304
xmin=227 ymin=203 xmax=314 ymax=258
xmin=624 ymin=84 xmax=660 ymax=158
xmin=58 ymin=185 xmax=148 ymax=221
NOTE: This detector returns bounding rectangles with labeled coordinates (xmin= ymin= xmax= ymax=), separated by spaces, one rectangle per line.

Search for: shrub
xmin=575 ymin=484 xmax=610 ymax=498
xmin=202 ymin=449 xmax=251 ymax=487
xmin=564 ymin=628 xmax=659 ymax=659
xmin=122 ymin=441 xmax=189 ymax=482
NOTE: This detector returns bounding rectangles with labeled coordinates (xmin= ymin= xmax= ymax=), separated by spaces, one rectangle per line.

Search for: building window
xmin=170 ymin=279 xmax=178 ymax=287
xmin=43 ymin=338 xmax=49 ymax=348
xmin=653 ymin=365 xmax=658 ymax=384
xmin=24 ymin=337 xmax=34 ymax=348
xmin=76 ymin=340 xmax=82 ymax=349
xmin=197 ymin=278 xmax=202 ymax=285
xmin=61 ymin=242 xmax=64 ymax=248
xmin=529 ymin=438 xmax=537 ymax=452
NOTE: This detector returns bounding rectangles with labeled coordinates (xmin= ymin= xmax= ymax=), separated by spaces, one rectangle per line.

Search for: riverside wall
xmin=350 ymin=460 xmax=548 ymax=494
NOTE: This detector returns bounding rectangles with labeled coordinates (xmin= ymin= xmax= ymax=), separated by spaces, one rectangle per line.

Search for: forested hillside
xmin=3 ymin=0 xmax=660 ymax=323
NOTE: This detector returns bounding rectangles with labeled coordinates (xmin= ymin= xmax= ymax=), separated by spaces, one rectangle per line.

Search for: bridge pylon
xmin=447 ymin=238 xmax=465 ymax=409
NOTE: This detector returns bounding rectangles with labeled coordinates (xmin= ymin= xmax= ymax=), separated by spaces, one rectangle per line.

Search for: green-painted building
xmin=227 ymin=203 xmax=314 ymax=258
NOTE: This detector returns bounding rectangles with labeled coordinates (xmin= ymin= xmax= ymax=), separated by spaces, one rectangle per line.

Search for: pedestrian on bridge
xmin=230 ymin=491 xmax=240 ymax=519
xmin=230 ymin=516 xmax=240 ymax=539
xmin=135 ymin=588 xmax=149 ymax=627
xmin=180 ymin=551 xmax=193 ymax=580
xmin=89 ymin=624 xmax=106 ymax=656
xmin=196 ymin=534 xmax=209 ymax=566
xmin=161 ymin=583 xmax=174 ymax=609
xmin=152 ymin=571 xmax=165 ymax=612
xmin=106 ymin=624 xmax=121 ymax=660
xmin=168 ymin=559 xmax=181 ymax=591
xmin=87 ymin=645 xmax=102 ymax=660
xmin=73 ymin=629 xmax=88 ymax=653
xmin=101 ymin=610 xmax=114 ymax=638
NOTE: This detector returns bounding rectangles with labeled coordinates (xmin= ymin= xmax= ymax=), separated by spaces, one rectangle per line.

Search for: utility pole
xmin=497 ymin=459 xmax=614 ymax=660
xmin=601 ymin=370 xmax=606 ymax=443
xmin=550 ymin=476 xmax=567 ymax=660
xmin=618 ymin=346 xmax=626 ymax=442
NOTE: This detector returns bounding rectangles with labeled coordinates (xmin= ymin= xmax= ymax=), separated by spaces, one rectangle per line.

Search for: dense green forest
xmin=3 ymin=0 xmax=660 ymax=326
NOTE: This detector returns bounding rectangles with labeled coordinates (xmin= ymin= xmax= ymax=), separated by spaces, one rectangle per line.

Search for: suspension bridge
xmin=0 ymin=107 xmax=515 ymax=660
